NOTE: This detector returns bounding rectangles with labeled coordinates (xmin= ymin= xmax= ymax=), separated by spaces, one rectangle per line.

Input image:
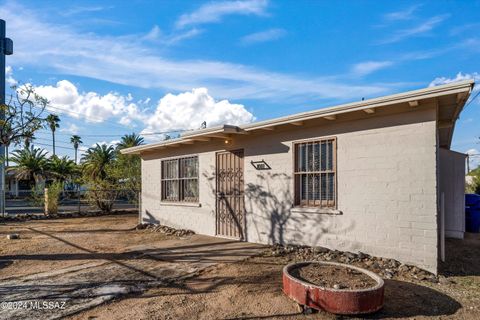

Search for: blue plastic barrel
xmin=465 ymin=194 xmax=480 ymax=208
xmin=465 ymin=193 xmax=480 ymax=208
xmin=466 ymin=207 xmax=480 ymax=233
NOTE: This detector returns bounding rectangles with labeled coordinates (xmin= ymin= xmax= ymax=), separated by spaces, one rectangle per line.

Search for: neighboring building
xmin=5 ymin=167 xmax=35 ymax=198
xmin=122 ymin=80 xmax=474 ymax=274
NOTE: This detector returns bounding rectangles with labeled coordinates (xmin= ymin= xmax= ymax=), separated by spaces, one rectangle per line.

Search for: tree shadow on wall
xmin=203 ymin=166 xmax=247 ymax=240
xmin=204 ymin=168 xmax=355 ymax=246
xmin=244 ymin=173 xmax=295 ymax=245
xmin=244 ymin=173 xmax=339 ymax=246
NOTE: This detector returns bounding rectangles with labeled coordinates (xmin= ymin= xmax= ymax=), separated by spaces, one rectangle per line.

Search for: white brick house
xmin=122 ymin=80 xmax=474 ymax=273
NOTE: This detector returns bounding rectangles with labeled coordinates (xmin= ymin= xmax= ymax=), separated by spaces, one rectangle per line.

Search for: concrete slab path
xmin=0 ymin=234 xmax=265 ymax=320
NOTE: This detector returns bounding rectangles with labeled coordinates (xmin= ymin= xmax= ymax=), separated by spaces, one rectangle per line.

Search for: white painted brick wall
xmin=140 ymin=106 xmax=439 ymax=273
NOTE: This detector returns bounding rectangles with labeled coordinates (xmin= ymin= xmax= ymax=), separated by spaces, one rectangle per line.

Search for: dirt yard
xmin=1 ymin=214 xmax=479 ymax=320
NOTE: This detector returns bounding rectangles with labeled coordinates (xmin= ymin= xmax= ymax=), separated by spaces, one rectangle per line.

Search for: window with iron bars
xmin=294 ymin=138 xmax=336 ymax=208
xmin=161 ymin=156 xmax=199 ymax=202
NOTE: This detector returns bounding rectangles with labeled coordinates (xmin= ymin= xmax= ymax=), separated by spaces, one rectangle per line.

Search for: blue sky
xmin=1 ymin=0 xmax=480 ymax=166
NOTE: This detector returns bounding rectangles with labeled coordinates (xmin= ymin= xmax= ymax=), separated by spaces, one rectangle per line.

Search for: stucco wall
xmin=140 ymin=106 xmax=439 ymax=272
xmin=438 ymin=148 xmax=466 ymax=239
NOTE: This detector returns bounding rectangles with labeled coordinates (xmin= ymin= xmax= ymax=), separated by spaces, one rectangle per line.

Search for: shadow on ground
xmin=366 ymin=279 xmax=461 ymax=319
xmin=440 ymin=234 xmax=480 ymax=277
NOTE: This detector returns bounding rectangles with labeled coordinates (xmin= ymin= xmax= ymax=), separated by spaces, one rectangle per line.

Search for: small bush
xmin=29 ymin=185 xmax=44 ymax=207
xmin=85 ymin=180 xmax=119 ymax=213
xmin=45 ymin=181 xmax=63 ymax=215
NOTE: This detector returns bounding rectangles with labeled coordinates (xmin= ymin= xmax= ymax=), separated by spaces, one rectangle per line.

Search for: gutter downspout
xmin=440 ymin=192 xmax=445 ymax=262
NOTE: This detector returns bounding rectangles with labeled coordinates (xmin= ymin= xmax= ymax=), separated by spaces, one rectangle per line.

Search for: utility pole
xmin=1 ymin=20 xmax=13 ymax=216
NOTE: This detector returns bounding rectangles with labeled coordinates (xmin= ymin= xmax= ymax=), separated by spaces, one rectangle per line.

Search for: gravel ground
xmin=1 ymin=214 xmax=479 ymax=319
xmin=74 ymin=234 xmax=480 ymax=320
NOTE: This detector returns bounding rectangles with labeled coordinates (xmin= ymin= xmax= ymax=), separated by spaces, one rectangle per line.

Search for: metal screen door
xmin=216 ymin=149 xmax=245 ymax=239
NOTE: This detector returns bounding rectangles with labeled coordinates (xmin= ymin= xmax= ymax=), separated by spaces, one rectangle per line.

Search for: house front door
xmin=216 ymin=149 xmax=245 ymax=240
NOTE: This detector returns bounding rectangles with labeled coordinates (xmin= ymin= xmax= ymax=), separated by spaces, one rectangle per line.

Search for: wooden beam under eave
xmin=323 ymin=115 xmax=336 ymax=121
xmin=140 ymin=148 xmax=164 ymax=156
xmin=181 ymin=141 xmax=195 ymax=145
xmin=408 ymin=100 xmax=419 ymax=107
xmin=204 ymin=134 xmax=229 ymax=139
xmin=457 ymin=91 xmax=468 ymax=103
xmin=291 ymin=121 xmax=304 ymax=126
xmin=191 ymin=137 xmax=211 ymax=142
xmin=363 ymin=108 xmax=375 ymax=114
xmin=438 ymin=120 xmax=453 ymax=129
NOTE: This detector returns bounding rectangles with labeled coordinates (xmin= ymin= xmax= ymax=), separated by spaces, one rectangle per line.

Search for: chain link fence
xmin=5 ymin=189 xmax=140 ymax=216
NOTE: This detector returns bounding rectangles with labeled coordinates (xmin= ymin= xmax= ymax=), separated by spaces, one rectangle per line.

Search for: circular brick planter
xmin=283 ymin=261 xmax=384 ymax=315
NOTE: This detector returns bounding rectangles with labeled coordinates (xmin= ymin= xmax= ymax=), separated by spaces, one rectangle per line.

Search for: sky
xmin=1 ymin=0 xmax=480 ymax=167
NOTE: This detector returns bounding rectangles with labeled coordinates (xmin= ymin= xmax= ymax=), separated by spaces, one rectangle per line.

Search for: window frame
xmin=161 ymin=155 xmax=199 ymax=203
xmin=292 ymin=137 xmax=337 ymax=208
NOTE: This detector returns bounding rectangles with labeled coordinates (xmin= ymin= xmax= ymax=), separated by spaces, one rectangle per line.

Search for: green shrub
xmin=46 ymin=181 xmax=63 ymax=215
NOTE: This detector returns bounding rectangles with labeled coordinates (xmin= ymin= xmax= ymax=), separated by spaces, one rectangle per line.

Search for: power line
xmin=4 ymin=90 xmax=199 ymax=137
xmin=5 ymin=89 xmax=138 ymax=131
xmin=30 ymin=142 xmax=78 ymax=151
xmin=465 ymin=89 xmax=480 ymax=110
xmin=27 ymin=137 xmax=89 ymax=151
xmin=37 ymin=129 xmax=189 ymax=138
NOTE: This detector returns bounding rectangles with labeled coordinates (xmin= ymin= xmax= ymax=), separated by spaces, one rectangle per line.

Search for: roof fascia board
xmin=242 ymin=82 xmax=473 ymax=132
xmin=121 ymin=80 xmax=474 ymax=155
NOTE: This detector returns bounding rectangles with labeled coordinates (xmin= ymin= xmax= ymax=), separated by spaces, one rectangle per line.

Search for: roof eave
xmin=121 ymin=79 xmax=474 ymax=155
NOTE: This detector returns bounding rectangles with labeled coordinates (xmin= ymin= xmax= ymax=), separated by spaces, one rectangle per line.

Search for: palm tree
xmin=117 ymin=133 xmax=144 ymax=150
xmin=81 ymin=144 xmax=116 ymax=181
xmin=45 ymin=114 xmax=60 ymax=156
xmin=70 ymin=135 xmax=83 ymax=164
xmin=116 ymin=133 xmax=144 ymax=193
xmin=8 ymin=147 xmax=48 ymax=187
xmin=48 ymin=155 xmax=77 ymax=182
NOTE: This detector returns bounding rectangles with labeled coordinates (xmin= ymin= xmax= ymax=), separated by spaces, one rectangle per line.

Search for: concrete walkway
xmin=0 ymin=234 xmax=265 ymax=320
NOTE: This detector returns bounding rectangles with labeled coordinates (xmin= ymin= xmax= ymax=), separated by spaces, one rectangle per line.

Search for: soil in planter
xmin=291 ymin=263 xmax=377 ymax=289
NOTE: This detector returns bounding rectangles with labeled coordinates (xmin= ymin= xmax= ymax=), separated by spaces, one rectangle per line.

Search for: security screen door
xmin=216 ymin=149 xmax=245 ymax=239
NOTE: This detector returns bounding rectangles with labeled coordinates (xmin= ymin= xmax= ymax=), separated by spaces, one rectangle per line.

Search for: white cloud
xmin=351 ymin=61 xmax=393 ymax=77
xmin=5 ymin=65 xmax=17 ymax=86
xmin=165 ymin=28 xmax=203 ymax=45
xmin=33 ymin=80 xmax=142 ymax=124
xmin=1 ymin=2 xmax=392 ymax=104
xmin=460 ymin=38 xmax=480 ymax=53
xmin=378 ymin=15 xmax=449 ymax=44
xmin=29 ymin=78 xmax=256 ymax=138
xmin=450 ymin=23 xmax=480 ymax=36
xmin=62 ymin=5 xmax=112 ymax=16
xmin=139 ymin=97 xmax=151 ymax=105
xmin=429 ymin=72 xmax=480 ymax=90
xmin=59 ymin=123 xmax=79 ymax=134
xmin=176 ymin=0 xmax=269 ymax=29
xmin=142 ymin=88 xmax=255 ymax=136
xmin=240 ymin=28 xmax=286 ymax=45
xmin=143 ymin=25 xmax=203 ymax=45
xmin=143 ymin=25 xmax=162 ymax=41
xmin=383 ymin=5 xmax=420 ymax=22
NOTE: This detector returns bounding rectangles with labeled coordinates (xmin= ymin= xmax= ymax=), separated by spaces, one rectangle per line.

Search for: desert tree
xmin=0 ymin=84 xmax=48 ymax=214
